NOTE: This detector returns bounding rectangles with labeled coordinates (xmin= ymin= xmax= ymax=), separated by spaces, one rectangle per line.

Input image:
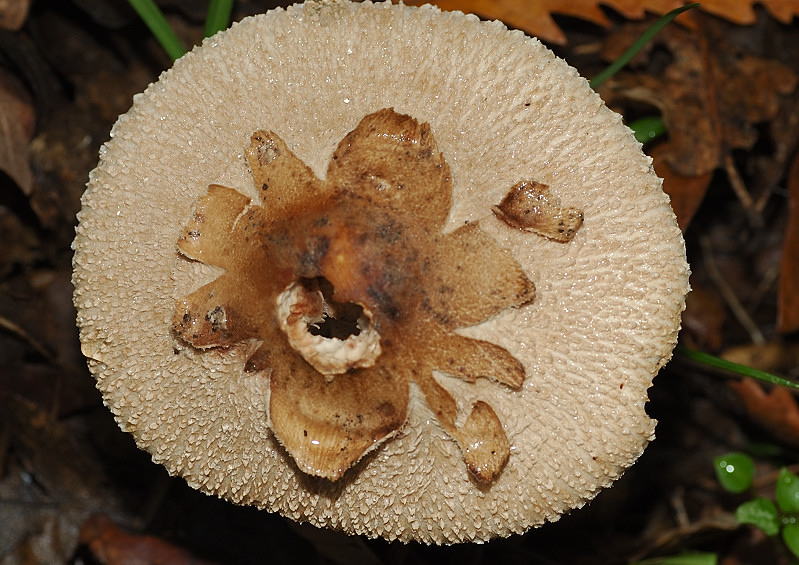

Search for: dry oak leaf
xmin=600 ymin=23 xmax=798 ymax=179
xmin=173 ymin=109 xmax=536 ymax=484
xmin=402 ymin=0 xmax=799 ymax=45
xmin=729 ymin=379 xmax=799 ymax=449
xmin=726 ymin=342 xmax=799 ymax=446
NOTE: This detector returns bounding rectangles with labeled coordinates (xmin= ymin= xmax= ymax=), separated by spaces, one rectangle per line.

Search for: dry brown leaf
xmin=729 ymin=379 xmax=799 ymax=448
xmin=0 ymin=0 xmax=31 ymax=31
xmin=79 ymin=514 xmax=219 ymax=565
xmin=601 ymin=23 xmax=798 ymax=179
xmin=402 ymin=0 xmax=799 ymax=44
xmin=0 ymin=397 xmax=117 ymax=565
xmin=0 ymin=70 xmax=35 ymax=194
xmin=725 ymin=341 xmax=799 ymax=446
xmin=723 ymin=341 xmax=799 ymax=374
xmin=778 ymin=150 xmax=799 ymax=333
xmin=680 ymin=284 xmax=728 ymax=351
xmin=651 ymin=143 xmax=713 ymax=231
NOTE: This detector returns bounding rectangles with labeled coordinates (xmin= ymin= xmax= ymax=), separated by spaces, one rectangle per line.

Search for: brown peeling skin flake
xmin=172 ymin=108 xmax=537 ymax=483
xmin=493 ymin=180 xmax=584 ymax=242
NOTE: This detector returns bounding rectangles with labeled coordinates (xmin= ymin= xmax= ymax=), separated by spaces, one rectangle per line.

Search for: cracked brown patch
xmin=172 ymin=108 xmax=561 ymax=484
xmin=492 ymin=180 xmax=583 ymax=242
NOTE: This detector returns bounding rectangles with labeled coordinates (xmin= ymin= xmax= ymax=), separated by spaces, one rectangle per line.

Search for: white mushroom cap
xmin=72 ymin=0 xmax=689 ymax=544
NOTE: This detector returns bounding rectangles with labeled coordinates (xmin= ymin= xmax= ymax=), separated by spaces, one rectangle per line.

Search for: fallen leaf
xmin=0 ymin=397 xmax=118 ymax=565
xmin=651 ymin=143 xmax=713 ymax=231
xmin=601 ymin=21 xmax=798 ymax=179
xmin=725 ymin=341 xmax=799 ymax=446
xmin=723 ymin=342 xmax=799 ymax=374
xmin=681 ymin=284 xmax=728 ymax=351
xmin=0 ymin=0 xmax=31 ymax=31
xmin=78 ymin=514 xmax=219 ymax=565
xmin=402 ymin=0 xmax=799 ymax=44
xmin=778 ymin=150 xmax=799 ymax=333
xmin=728 ymin=379 xmax=799 ymax=448
xmin=0 ymin=70 xmax=35 ymax=194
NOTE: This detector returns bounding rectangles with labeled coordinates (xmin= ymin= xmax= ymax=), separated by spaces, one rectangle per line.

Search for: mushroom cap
xmin=72 ymin=0 xmax=689 ymax=544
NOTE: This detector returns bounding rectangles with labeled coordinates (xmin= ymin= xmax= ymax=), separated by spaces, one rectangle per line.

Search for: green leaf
xmin=776 ymin=468 xmax=799 ymax=513
xmin=714 ymin=453 xmax=755 ymax=493
xmin=630 ymin=552 xmax=718 ymax=565
xmin=782 ymin=522 xmax=799 ymax=558
xmin=735 ymin=498 xmax=780 ymax=536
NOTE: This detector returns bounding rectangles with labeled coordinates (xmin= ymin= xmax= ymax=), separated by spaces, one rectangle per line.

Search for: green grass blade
xmin=204 ymin=0 xmax=234 ymax=38
xmin=629 ymin=115 xmax=667 ymax=144
xmin=590 ymin=3 xmax=700 ymax=89
xmin=631 ymin=552 xmax=718 ymax=565
xmin=675 ymin=344 xmax=799 ymax=390
xmin=127 ymin=0 xmax=186 ymax=61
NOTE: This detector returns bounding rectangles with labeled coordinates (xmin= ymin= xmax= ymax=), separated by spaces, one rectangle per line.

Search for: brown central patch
xmin=171 ymin=108 xmax=567 ymax=484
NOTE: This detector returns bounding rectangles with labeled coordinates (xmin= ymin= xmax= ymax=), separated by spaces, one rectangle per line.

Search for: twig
xmin=628 ymin=513 xmax=740 ymax=563
xmin=0 ymin=315 xmax=54 ymax=361
xmin=751 ymin=260 xmax=781 ymax=312
xmin=0 ymin=315 xmax=64 ymax=419
xmin=752 ymin=463 xmax=799 ymax=490
xmin=670 ymin=487 xmax=690 ymax=529
xmin=724 ymin=154 xmax=762 ymax=228
xmin=700 ymin=236 xmax=765 ymax=345
xmin=754 ymin=95 xmax=799 ymax=214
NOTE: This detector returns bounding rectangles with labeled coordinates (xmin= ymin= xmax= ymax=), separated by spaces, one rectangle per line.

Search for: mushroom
xmin=72 ymin=0 xmax=690 ymax=544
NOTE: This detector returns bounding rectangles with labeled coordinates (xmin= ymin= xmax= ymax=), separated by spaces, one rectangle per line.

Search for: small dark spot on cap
xmin=376 ymin=402 xmax=395 ymax=420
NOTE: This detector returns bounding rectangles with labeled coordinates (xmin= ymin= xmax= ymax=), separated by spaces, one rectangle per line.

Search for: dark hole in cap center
xmin=301 ymin=277 xmax=363 ymax=340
